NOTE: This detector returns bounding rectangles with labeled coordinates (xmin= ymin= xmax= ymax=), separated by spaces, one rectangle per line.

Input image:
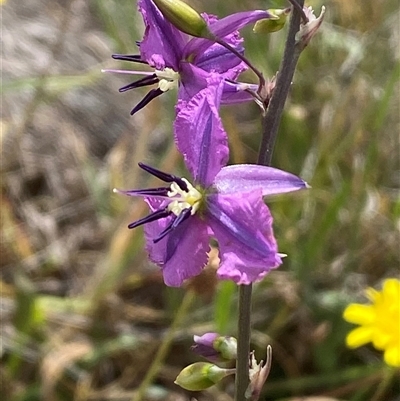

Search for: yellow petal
xmin=343 ymin=304 xmax=375 ymax=324
xmin=346 ymin=327 xmax=373 ymax=348
xmin=372 ymin=331 xmax=391 ymax=350
xmin=383 ymin=278 xmax=400 ymax=301
xmin=383 ymin=345 xmax=400 ymax=367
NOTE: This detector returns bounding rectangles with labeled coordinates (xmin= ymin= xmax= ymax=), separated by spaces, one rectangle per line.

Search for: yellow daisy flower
xmin=343 ymin=278 xmax=400 ymax=367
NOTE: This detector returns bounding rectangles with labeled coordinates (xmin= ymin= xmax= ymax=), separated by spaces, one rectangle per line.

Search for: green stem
xmin=131 ymin=290 xmax=195 ymax=401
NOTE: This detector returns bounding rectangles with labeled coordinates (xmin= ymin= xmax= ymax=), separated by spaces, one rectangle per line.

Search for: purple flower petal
xmin=177 ymin=62 xmax=210 ymax=103
xmin=195 ymin=43 xmax=246 ymax=78
xmin=209 ymin=10 xmax=272 ymax=38
xmin=138 ymin=0 xmax=186 ymax=71
xmin=206 ymin=190 xmax=282 ymax=284
xmin=144 ymin=198 xmax=210 ymax=286
xmin=192 ymin=333 xmax=220 ymax=361
xmin=174 ymin=76 xmax=228 ymax=187
xmin=147 ymin=217 xmax=210 ymax=287
xmin=221 ymin=81 xmax=258 ymax=104
xmin=194 ymin=332 xmax=219 ymax=345
xmin=189 ymin=13 xmax=246 ymax=78
xmin=184 ymin=10 xmax=271 ymax=62
xmin=213 ymin=164 xmax=308 ymax=196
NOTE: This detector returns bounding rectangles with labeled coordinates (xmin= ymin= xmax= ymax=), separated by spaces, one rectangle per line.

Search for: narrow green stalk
xmin=234 ymin=284 xmax=253 ymax=401
xmin=131 ymin=290 xmax=195 ymax=401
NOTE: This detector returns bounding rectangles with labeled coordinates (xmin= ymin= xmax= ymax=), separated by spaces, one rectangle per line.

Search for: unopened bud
xmin=152 ymin=0 xmax=209 ymax=38
xmin=253 ymin=8 xmax=290 ymax=34
xmin=192 ymin=333 xmax=237 ymax=362
xmin=175 ymin=362 xmax=235 ymax=391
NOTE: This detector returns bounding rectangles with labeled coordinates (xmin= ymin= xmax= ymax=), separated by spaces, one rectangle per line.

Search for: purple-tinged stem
xmin=234 ymin=284 xmax=253 ymax=401
xmin=258 ymin=0 xmax=305 ymax=167
xmin=235 ymin=2 xmax=305 ymax=401
xmin=287 ymin=0 xmax=309 ymax=23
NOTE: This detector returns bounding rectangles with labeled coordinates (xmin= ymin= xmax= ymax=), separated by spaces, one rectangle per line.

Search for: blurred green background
xmin=1 ymin=0 xmax=399 ymax=400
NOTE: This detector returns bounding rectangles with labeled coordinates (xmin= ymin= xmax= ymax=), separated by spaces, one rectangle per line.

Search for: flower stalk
xmin=235 ymin=2 xmax=306 ymax=400
xmin=257 ymin=0 xmax=305 ymax=167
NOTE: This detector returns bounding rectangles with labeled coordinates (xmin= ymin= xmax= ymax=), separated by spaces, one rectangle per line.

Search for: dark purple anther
xmin=119 ymin=75 xmax=159 ymax=92
xmin=128 ymin=208 xmax=171 ymax=229
xmin=138 ymin=162 xmax=188 ymax=192
xmin=123 ymin=187 xmax=170 ymax=197
xmin=130 ymin=88 xmax=164 ymax=115
xmin=153 ymin=207 xmax=192 ymax=243
xmin=112 ymin=54 xmax=147 ymax=64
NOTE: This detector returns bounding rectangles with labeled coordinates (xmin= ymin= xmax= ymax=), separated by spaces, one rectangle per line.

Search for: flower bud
xmin=152 ymin=0 xmax=210 ymax=38
xmin=192 ymin=333 xmax=237 ymax=362
xmin=174 ymin=362 xmax=235 ymax=391
xmin=253 ymin=8 xmax=290 ymax=34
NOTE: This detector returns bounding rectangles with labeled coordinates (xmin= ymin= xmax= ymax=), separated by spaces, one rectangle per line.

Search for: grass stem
xmin=131 ymin=290 xmax=195 ymax=401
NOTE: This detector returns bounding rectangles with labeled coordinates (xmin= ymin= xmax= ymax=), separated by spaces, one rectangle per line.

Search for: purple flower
xmin=114 ymin=78 xmax=308 ymax=286
xmin=104 ymin=0 xmax=271 ymax=114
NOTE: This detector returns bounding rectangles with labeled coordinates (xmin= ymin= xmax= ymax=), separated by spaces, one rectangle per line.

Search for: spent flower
xmin=295 ymin=5 xmax=326 ymax=49
xmin=343 ymin=278 xmax=400 ymax=367
xmin=246 ymin=346 xmax=273 ymax=401
xmin=114 ymin=78 xmax=308 ymax=286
